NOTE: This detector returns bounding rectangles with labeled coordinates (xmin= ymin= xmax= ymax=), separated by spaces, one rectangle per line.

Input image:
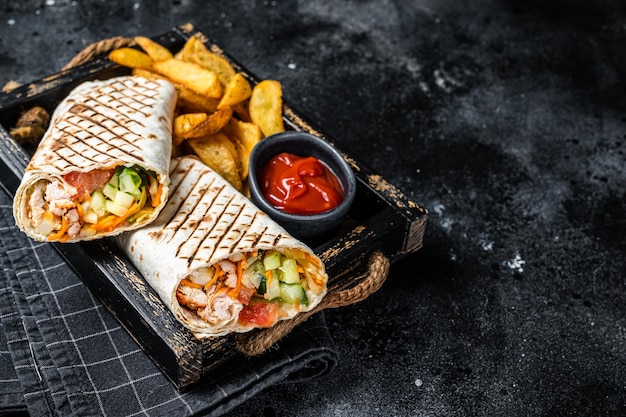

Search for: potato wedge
xmin=131 ymin=68 xmax=219 ymax=114
xmin=176 ymin=86 xmax=220 ymax=114
xmin=233 ymin=138 xmax=250 ymax=180
xmin=176 ymin=35 xmax=236 ymax=86
xmin=188 ymin=133 xmax=243 ymax=190
xmin=217 ymin=73 xmax=252 ymax=110
xmin=173 ymin=107 xmax=233 ymax=144
xmin=249 ymin=80 xmax=285 ymax=137
xmin=222 ymin=118 xmax=262 ymax=153
xmin=134 ymin=36 xmax=173 ymax=61
xmin=232 ymin=100 xmax=251 ymax=123
xmin=198 ymin=107 xmax=233 ymax=136
xmin=131 ymin=68 xmax=166 ymax=80
xmin=152 ymin=58 xmax=223 ymax=98
xmin=189 ymin=50 xmax=237 ymax=87
xmin=173 ymin=113 xmax=208 ymax=145
xmin=181 ymin=38 xmax=237 ymax=87
xmin=109 ymin=47 xmax=153 ymax=69
xmin=176 ymin=34 xmax=202 ymax=61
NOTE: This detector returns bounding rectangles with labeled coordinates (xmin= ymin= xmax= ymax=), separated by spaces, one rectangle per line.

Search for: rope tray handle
xmin=63 ymin=36 xmax=134 ymax=70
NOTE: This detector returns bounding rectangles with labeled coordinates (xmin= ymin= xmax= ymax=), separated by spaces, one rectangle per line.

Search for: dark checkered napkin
xmin=0 ymin=187 xmax=338 ymax=417
xmin=0 ymin=230 xmax=27 ymax=415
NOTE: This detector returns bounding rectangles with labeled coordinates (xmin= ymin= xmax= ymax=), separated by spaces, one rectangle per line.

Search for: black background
xmin=2 ymin=1 xmax=625 ymax=415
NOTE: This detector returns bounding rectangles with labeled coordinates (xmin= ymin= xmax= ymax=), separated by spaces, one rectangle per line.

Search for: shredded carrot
xmin=304 ymin=253 xmax=320 ymax=266
xmin=48 ymin=216 xmax=68 ymax=241
xmin=91 ymin=215 xmax=116 ymax=232
xmin=263 ymin=270 xmax=273 ymax=299
xmin=180 ymin=278 xmax=203 ymax=289
xmin=303 ymin=267 xmax=324 ymax=291
xmin=200 ymin=263 xmax=225 ymax=291
xmin=151 ymin=183 xmax=164 ymax=208
xmin=203 ymin=272 xmax=219 ymax=291
xmin=75 ymin=202 xmax=84 ymax=223
xmin=227 ymin=259 xmax=245 ymax=298
xmin=213 ymin=263 xmax=223 ymax=279
xmin=236 ymin=259 xmax=243 ymax=288
xmin=92 ymin=202 xmax=140 ymax=232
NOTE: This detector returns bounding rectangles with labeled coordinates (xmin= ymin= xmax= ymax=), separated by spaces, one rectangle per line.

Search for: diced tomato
xmin=62 ymin=168 xmax=115 ymax=200
xmin=238 ymin=302 xmax=278 ymax=327
xmin=237 ymin=287 xmax=256 ymax=306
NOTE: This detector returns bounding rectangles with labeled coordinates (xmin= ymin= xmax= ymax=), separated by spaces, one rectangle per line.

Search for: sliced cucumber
xmin=108 ymin=171 xmax=119 ymax=188
xmin=279 ymin=258 xmax=300 ymax=284
xmin=258 ymin=276 xmax=267 ymax=295
xmin=103 ymin=182 xmax=117 ymax=201
xmin=119 ymin=168 xmax=143 ymax=198
xmin=113 ymin=190 xmax=135 ymax=208
xmin=280 ymin=282 xmax=308 ymax=305
xmin=263 ymin=250 xmax=282 ymax=271
xmin=258 ymin=274 xmax=282 ymax=299
xmin=83 ymin=211 xmax=98 ymax=224
xmin=90 ymin=191 xmax=107 ymax=217
xmin=105 ymin=200 xmax=129 ymax=217
xmin=266 ymin=273 xmax=281 ymax=300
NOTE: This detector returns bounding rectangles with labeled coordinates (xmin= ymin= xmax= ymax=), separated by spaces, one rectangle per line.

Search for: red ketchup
xmin=259 ymin=152 xmax=344 ymax=215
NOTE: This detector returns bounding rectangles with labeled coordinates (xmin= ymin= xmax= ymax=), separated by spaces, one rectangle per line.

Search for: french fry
xmin=217 ymin=73 xmax=252 ymax=110
xmin=109 ymin=47 xmax=153 ymax=70
xmin=134 ymin=36 xmax=173 ymax=61
xmin=152 ymin=58 xmax=223 ymax=98
xmin=188 ymin=133 xmax=243 ymax=191
xmin=222 ymin=118 xmax=262 ymax=153
xmin=249 ymin=80 xmax=285 ymax=137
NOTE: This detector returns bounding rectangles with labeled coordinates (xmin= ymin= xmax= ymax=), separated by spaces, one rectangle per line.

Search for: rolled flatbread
xmin=13 ymin=75 xmax=177 ymax=242
xmin=117 ymin=156 xmax=329 ymax=338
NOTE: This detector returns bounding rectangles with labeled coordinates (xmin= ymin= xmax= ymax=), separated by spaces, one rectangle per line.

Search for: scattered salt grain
xmin=506 ymin=252 xmax=525 ymax=273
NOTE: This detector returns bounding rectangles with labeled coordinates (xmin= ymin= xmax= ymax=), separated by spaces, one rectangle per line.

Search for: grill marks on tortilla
xmin=162 ymin=158 xmax=288 ymax=267
xmin=38 ymin=78 xmax=162 ymax=171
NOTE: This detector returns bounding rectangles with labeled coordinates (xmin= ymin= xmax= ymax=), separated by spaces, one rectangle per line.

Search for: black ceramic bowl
xmin=248 ymin=131 xmax=356 ymax=239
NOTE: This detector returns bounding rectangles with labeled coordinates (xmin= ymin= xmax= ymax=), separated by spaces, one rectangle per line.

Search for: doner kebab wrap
xmin=13 ymin=75 xmax=176 ymax=242
xmin=117 ymin=156 xmax=329 ymax=337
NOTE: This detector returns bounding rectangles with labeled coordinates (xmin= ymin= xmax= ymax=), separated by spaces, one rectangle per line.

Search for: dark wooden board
xmin=0 ymin=24 xmax=427 ymax=390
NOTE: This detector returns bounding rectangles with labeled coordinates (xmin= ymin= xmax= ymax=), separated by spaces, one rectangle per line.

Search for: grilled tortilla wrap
xmin=117 ymin=156 xmax=328 ymax=338
xmin=13 ymin=75 xmax=176 ymax=242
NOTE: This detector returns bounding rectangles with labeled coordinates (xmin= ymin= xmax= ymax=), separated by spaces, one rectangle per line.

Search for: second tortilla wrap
xmin=117 ymin=155 xmax=329 ymax=338
xmin=13 ymin=75 xmax=176 ymax=242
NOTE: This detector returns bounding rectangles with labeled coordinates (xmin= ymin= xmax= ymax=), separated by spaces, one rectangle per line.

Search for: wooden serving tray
xmin=0 ymin=24 xmax=427 ymax=390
